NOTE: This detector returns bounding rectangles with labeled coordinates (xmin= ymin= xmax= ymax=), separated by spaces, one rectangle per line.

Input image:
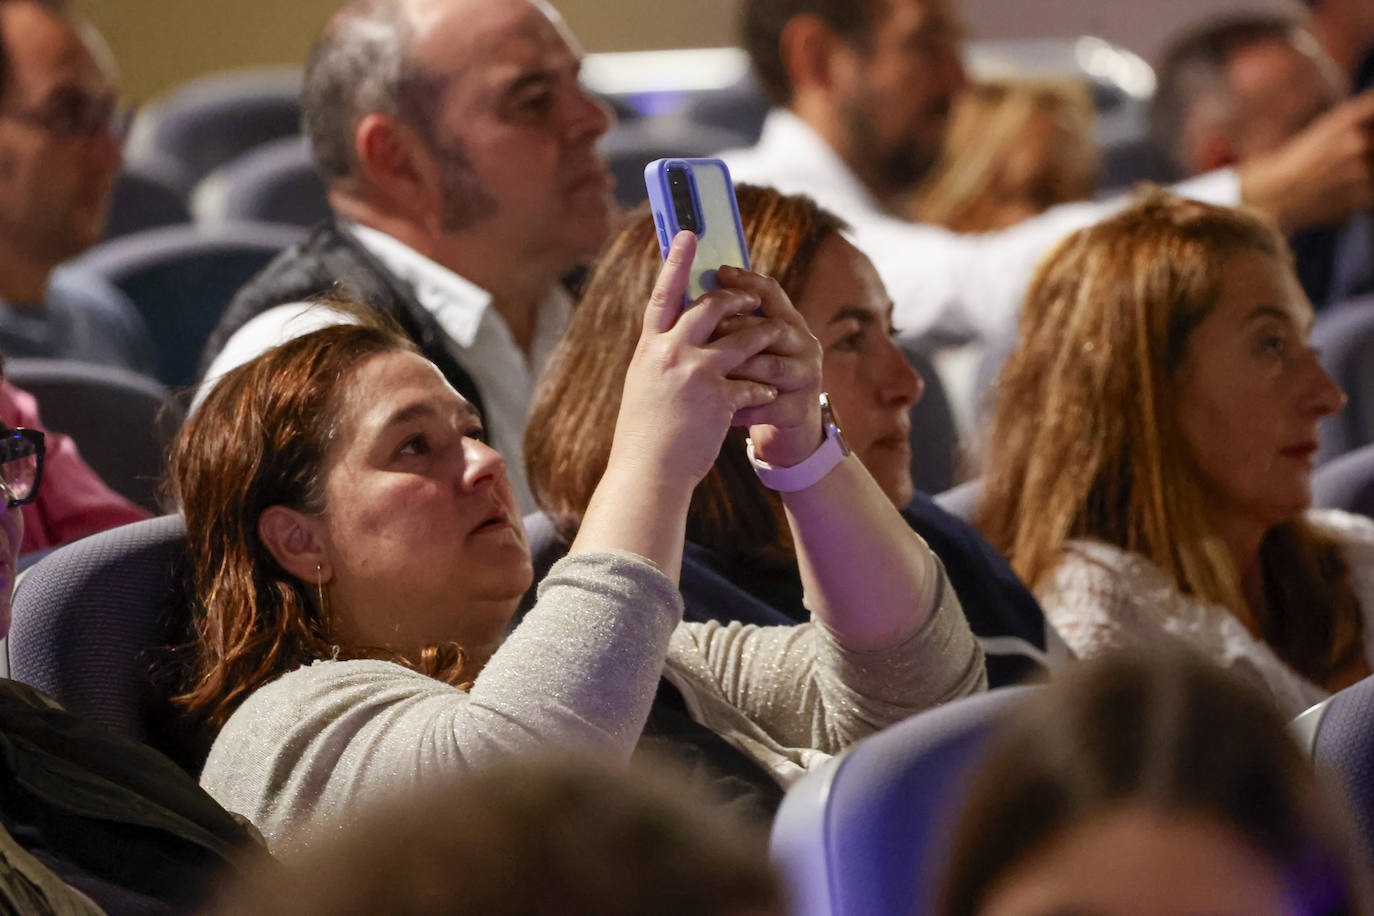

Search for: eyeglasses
xmin=0 ymin=88 xmax=133 ymax=141
xmin=0 ymin=427 xmax=43 ymax=508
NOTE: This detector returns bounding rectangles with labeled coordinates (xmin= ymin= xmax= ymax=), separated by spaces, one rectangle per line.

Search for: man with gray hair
xmin=199 ymin=0 xmax=614 ymax=512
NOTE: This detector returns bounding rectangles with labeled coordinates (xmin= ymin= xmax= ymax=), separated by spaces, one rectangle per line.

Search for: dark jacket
xmin=0 ymin=679 xmax=265 ymax=915
xmin=198 ymin=218 xmax=485 ymax=418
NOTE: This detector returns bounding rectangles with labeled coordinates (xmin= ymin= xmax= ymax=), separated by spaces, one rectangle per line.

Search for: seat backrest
xmin=9 ymin=515 xmax=212 ymax=775
xmin=104 ymin=163 xmax=192 ymax=240
xmin=127 ymin=67 xmax=303 ymax=184
xmin=6 ymin=358 xmax=182 ymax=513
xmin=1312 ymin=296 xmax=1374 ymax=465
xmin=903 ymin=343 xmax=961 ymax=495
xmin=1306 ymin=672 xmax=1374 ymax=861
xmin=69 ymin=222 xmax=308 ymax=389
xmin=770 ymin=686 xmax=1036 ymax=916
xmin=1312 ymin=442 xmax=1374 ymax=518
xmin=193 ymin=136 xmax=329 ymax=228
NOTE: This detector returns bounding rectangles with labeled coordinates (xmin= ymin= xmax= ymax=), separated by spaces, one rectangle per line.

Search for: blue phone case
xmin=644 ymin=158 xmax=751 ymax=307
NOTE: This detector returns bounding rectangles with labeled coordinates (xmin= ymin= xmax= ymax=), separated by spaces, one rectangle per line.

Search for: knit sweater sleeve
xmin=663 ymin=555 xmax=985 ymax=762
xmin=198 ymin=551 xmax=681 ymax=856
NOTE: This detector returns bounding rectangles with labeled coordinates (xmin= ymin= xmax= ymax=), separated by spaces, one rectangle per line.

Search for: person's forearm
xmin=782 ymin=456 xmax=940 ymax=650
xmin=569 ymin=460 xmax=692 ymax=583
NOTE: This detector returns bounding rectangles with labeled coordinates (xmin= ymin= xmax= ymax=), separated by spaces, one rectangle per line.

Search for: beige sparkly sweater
xmin=200 ymin=550 xmax=985 ymax=856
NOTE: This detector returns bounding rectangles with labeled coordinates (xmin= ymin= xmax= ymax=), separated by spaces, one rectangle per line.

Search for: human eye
xmin=397 ymin=433 xmax=431 ymax=457
xmin=463 ymin=423 xmax=488 ymax=444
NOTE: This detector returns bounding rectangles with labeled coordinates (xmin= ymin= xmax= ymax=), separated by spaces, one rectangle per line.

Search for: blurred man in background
xmin=199 ymin=0 xmax=614 ymax=513
xmin=721 ymin=0 xmax=1374 ymax=346
xmin=0 ymin=0 xmax=146 ymax=371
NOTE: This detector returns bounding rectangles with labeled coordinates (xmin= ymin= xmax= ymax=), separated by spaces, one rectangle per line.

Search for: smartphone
xmin=644 ymin=158 xmax=750 ymax=307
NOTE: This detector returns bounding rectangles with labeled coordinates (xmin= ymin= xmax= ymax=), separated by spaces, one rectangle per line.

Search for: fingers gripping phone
xmin=644 ymin=158 xmax=750 ymax=307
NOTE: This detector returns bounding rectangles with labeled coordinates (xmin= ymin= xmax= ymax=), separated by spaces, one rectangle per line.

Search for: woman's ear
xmin=258 ymin=505 xmax=332 ymax=583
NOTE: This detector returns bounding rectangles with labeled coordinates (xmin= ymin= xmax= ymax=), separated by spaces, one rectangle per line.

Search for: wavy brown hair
xmin=168 ymin=314 xmax=468 ymax=727
xmin=977 ymin=190 xmax=1362 ymax=684
xmin=525 ymin=185 xmax=845 ymax=567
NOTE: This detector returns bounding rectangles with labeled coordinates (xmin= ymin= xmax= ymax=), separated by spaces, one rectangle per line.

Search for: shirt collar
xmin=347 ymin=222 xmax=493 ymax=348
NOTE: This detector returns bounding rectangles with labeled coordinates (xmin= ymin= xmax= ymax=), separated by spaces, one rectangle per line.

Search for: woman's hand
xmin=716 ymin=265 xmax=825 ymax=469
xmin=574 ymin=231 xmax=794 ymax=579
xmin=609 ymin=232 xmax=785 ymax=489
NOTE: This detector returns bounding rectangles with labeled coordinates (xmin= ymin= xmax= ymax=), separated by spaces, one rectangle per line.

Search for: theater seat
xmin=1292 ymin=673 xmax=1374 ymax=861
xmin=9 ymin=515 xmax=213 ymax=777
xmin=770 ymin=687 xmax=1036 ymax=916
xmin=1312 ymin=443 xmax=1374 ymax=519
xmin=1313 ymin=296 xmax=1374 ymax=465
xmin=5 ymin=358 xmax=182 ymax=513
xmin=125 ymin=67 xmax=303 ymax=185
xmin=193 ymin=136 xmax=329 ymax=228
xmin=68 ymin=222 xmax=307 ymax=388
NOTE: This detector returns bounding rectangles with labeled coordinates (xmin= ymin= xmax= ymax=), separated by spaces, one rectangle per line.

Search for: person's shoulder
xmin=226 ymin=658 xmax=447 ymax=723
xmin=1041 ymin=539 xmax=1171 ymax=606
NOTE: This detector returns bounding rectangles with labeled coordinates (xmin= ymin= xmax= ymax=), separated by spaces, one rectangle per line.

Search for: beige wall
xmin=89 ymin=0 xmax=1298 ymax=103
xmin=86 ymin=0 xmax=739 ymax=103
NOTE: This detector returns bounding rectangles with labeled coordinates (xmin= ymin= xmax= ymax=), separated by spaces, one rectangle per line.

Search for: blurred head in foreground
xmin=205 ymin=757 xmax=785 ymax=916
xmin=940 ymin=649 xmax=1367 ymax=916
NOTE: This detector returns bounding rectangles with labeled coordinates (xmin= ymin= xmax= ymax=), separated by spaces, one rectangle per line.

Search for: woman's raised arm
xmin=571 ymin=232 xmax=781 ymax=581
xmin=725 ymin=267 xmax=953 ymax=651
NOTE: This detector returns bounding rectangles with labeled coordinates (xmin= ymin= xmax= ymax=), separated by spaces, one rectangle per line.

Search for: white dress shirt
xmin=197 ymin=223 xmax=571 ymax=514
xmin=717 ymin=109 xmax=1242 ymax=345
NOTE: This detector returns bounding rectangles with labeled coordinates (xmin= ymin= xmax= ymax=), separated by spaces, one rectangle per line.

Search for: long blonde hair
xmin=913 ymin=79 xmax=1098 ymax=232
xmin=978 ymin=190 xmax=1361 ymax=683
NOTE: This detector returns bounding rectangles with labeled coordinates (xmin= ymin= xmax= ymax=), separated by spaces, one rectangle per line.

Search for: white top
xmin=716 ymin=109 xmax=1242 ymax=346
xmin=1038 ymin=509 xmax=1374 ymax=717
xmin=195 ymin=223 xmax=572 ymax=514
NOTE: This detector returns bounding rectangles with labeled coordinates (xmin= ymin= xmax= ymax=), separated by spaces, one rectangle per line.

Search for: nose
xmin=882 ymin=341 xmax=924 ymax=409
xmin=1305 ymin=355 xmax=1347 ymax=419
xmin=461 ymin=436 xmax=509 ymax=490
xmin=564 ymin=83 xmax=613 ymax=145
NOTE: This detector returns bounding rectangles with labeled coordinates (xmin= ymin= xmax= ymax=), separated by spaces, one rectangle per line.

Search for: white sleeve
xmin=192 ymin=303 xmax=360 ymax=413
xmin=857 ymin=168 xmax=1243 ymax=345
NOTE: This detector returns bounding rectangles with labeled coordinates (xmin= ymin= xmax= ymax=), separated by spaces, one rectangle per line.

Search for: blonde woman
xmin=913 ymin=80 xmax=1099 ymax=233
xmin=978 ymin=190 xmax=1372 ymax=715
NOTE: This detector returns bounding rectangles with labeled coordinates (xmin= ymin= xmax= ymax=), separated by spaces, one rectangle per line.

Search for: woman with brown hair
xmin=170 ymin=237 xmax=984 ymax=854
xmin=977 ymin=189 xmax=1371 ymax=715
xmin=940 ymin=649 xmax=1368 ymax=916
xmin=525 ymin=185 xmax=1052 ymax=688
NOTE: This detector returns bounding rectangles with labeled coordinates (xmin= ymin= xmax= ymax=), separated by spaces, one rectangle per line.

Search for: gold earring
xmin=315 ymin=564 xmax=329 ymax=627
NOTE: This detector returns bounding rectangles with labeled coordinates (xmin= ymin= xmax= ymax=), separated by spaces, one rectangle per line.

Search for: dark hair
xmin=978 ymin=190 xmax=1363 ymax=686
xmin=742 ymin=0 xmax=881 ymax=106
xmin=167 ymin=310 xmax=469 ymax=727
xmin=1149 ymin=12 xmax=1304 ymax=173
xmin=941 ymin=650 xmax=1368 ymax=916
xmin=205 ymin=757 xmax=784 ymax=916
xmin=302 ymin=0 xmax=447 ymax=187
xmin=525 ymin=184 xmax=845 ymax=567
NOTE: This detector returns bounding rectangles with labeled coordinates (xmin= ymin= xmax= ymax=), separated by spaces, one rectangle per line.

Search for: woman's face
xmin=979 ymin=806 xmax=1299 ymax=916
xmin=1174 ymin=250 xmax=1345 ymax=536
xmin=794 ymin=236 xmax=923 ymax=507
xmin=313 ymin=350 xmax=532 ymax=656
